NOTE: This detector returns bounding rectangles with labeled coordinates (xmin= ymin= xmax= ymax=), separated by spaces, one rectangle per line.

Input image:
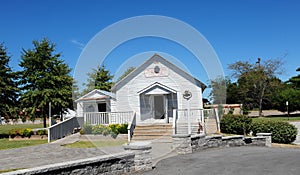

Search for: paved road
xmin=140 ymin=147 xmax=300 ymax=175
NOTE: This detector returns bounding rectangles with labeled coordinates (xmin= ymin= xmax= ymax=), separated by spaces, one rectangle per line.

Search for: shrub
xmin=251 ymin=120 xmax=297 ymax=144
xmin=220 ymin=114 xmax=252 ymax=135
xmin=36 ymin=129 xmax=47 ymax=135
xmin=22 ymin=128 xmax=33 ymax=138
xmin=9 ymin=128 xmax=23 ymax=138
xmin=92 ymin=125 xmax=107 ymax=135
xmin=117 ymin=124 xmax=128 ymax=134
xmin=108 ymin=124 xmax=128 ymax=134
xmin=81 ymin=123 xmax=92 ymax=135
xmin=90 ymin=124 xmax=118 ymax=138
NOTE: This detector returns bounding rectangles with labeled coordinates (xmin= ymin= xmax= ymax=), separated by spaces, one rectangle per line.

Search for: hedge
xmin=252 ymin=120 xmax=297 ymax=144
xmin=220 ymin=114 xmax=252 ymax=135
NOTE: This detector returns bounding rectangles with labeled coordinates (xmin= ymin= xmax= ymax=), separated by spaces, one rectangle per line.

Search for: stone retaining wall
xmin=2 ymin=152 xmax=135 ymax=175
xmin=173 ymin=133 xmax=271 ymax=154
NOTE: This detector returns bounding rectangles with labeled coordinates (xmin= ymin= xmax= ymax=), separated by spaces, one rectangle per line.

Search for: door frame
xmin=151 ymin=95 xmax=168 ymax=122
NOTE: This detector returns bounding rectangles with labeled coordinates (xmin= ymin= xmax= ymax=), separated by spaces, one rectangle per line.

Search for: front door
xmin=153 ymin=95 xmax=165 ymax=119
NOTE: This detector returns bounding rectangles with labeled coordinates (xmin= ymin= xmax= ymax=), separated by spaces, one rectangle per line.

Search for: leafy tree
xmin=82 ymin=65 xmax=113 ymax=94
xmin=226 ymin=81 xmax=239 ymax=104
xmin=288 ymin=67 xmax=300 ymax=88
xmin=209 ymin=76 xmax=227 ymax=104
xmin=228 ymin=58 xmax=283 ymax=116
xmin=117 ymin=67 xmax=135 ymax=82
xmin=272 ymin=68 xmax=300 ymax=113
xmin=272 ymin=86 xmax=300 ymax=113
xmin=0 ymin=43 xmax=19 ymax=118
xmin=19 ymin=38 xmax=73 ymax=127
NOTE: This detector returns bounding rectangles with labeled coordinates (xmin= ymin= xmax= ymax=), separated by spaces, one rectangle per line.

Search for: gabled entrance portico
xmin=138 ymin=82 xmax=177 ymax=123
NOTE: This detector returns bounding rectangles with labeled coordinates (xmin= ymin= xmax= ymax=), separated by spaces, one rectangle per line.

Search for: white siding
xmin=115 ymin=61 xmax=203 ymax=123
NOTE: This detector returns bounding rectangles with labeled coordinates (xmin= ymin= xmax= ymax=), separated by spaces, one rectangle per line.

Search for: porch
xmin=48 ymin=109 xmax=219 ymax=143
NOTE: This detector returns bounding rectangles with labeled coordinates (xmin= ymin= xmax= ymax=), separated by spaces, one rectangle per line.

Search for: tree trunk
xmin=43 ymin=115 xmax=47 ymax=128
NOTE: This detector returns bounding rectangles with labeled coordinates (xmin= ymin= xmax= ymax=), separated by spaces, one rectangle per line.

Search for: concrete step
xmin=132 ymin=124 xmax=173 ymax=141
xmin=133 ymin=130 xmax=172 ymax=135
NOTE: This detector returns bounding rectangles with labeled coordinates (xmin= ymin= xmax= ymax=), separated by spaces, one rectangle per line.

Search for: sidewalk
xmin=0 ymin=133 xmax=176 ymax=171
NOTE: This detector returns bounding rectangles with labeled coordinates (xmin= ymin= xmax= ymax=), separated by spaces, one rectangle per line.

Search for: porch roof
xmin=138 ymin=82 xmax=177 ymax=95
xmin=75 ymin=89 xmax=115 ymax=102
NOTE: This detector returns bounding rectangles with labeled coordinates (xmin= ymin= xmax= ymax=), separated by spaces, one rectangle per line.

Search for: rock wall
xmin=2 ymin=152 xmax=135 ymax=175
xmin=173 ymin=133 xmax=271 ymax=154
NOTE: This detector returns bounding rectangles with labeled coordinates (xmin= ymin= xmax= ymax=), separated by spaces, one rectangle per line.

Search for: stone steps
xmin=132 ymin=124 xmax=173 ymax=142
xmin=204 ymin=118 xmax=218 ymax=134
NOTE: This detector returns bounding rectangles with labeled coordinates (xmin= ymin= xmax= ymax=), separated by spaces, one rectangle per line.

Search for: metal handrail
xmin=127 ymin=112 xmax=136 ymax=143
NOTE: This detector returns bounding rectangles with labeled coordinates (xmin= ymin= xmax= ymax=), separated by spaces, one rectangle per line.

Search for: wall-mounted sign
xmin=183 ymin=90 xmax=192 ymax=100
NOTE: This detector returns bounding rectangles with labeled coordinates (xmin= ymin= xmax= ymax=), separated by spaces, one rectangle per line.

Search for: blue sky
xmin=1 ymin=0 xmax=300 ymax=98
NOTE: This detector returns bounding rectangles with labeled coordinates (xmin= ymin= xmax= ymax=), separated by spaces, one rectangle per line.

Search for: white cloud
xmin=70 ymin=39 xmax=85 ymax=50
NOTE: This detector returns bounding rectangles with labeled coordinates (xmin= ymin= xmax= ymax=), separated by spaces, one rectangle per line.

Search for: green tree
xmin=228 ymin=58 xmax=283 ymax=116
xmin=117 ymin=66 xmax=135 ymax=82
xmin=0 ymin=43 xmax=19 ymax=118
xmin=82 ymin=65 xmax=113 ymax=94
xmin=19 ymin=38 xmax=73 ymax=127
xmin=288 ymin=67 xmax=300 ymax=88
xmin=272 ymin=68 xmax=300 ymax=113
xmin=272 ymin=86 xmax=300 ymax=113
xmin=209 ymin=76 xmax=227 ymax=104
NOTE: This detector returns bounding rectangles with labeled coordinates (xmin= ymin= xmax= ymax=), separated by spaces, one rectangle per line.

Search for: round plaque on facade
xmin=183 ymin=90 xmax=192 ymax=100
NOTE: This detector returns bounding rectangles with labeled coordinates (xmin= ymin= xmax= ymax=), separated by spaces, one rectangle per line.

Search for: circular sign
xmin=183 ymin=90 xmax=192 ymax=100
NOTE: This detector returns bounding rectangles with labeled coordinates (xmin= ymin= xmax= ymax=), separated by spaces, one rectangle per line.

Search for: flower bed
xmin=9 ymin=128 xmax=48 ymax=140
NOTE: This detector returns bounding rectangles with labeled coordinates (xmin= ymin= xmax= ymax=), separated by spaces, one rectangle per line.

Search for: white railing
xmin=48 ymin=116 xmax=83 ymax=142
xmin=127 ymin=113 xmax=136 ymax=143
xmin=84 ymin=111 xmax=134 ymax=125
xmin=174 ymin=108 xmax=219 ymax=135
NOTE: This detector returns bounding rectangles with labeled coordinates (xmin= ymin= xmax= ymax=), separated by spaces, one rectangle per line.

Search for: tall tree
xmin=117 ymin=67 xmax=135 ymax=82
xmin=228 ymin=58 xmax=283 ymax=116
xmin=272 ymin=68 xmax=300 ymax=113
xmin=82 ymin=65 xmax=113 ymax=94
xmin=288 ymin=67 xmax=300 ymax=88
xmin=0 ymin=43 xmax=19 ymax=118
xmin=19 ymin=38 xmax=73 ymax=127
xmin=209 ymin=76 xmax=227 ymax=104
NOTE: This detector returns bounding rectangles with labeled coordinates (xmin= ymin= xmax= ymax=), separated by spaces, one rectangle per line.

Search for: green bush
xmin=81 ymin=123 xmax=92 ymax=135
xmin=91 ymin=124 xmax=119 ymax=138
xmin=36 ymin=129 xmax=47 ymax=135
xmin=8 ymin=128 xmax=23 ymax=138
xmin=220 ymin=114 xmax=252 ymax=135
xmin=108 ymin=124 xmax=128 ymax=134
xmin=9 ymin=128 xmax=34 ymax=138
xmin=92 ymin=125 xmax=107 ymax=135
xmin=22 ymin=128 xmax=33 ymax=138
xmin=251 ymin=120 xmax=297 ymax=144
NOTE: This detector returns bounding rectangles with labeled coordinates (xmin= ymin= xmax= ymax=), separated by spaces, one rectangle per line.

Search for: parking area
xmin=140 ymin=146 xmax=300 ymax=175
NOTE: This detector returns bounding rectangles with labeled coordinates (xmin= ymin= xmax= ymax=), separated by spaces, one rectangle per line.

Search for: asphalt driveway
xmin=140 ymin=146 xmax=300 ymax=175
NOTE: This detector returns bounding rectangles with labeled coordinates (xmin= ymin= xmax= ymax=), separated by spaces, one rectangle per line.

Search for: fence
xmin=173 ymin=108 xmax=219 ymax=135
xmin=48 ymin=116 xmax=83 ymax=142
xmin=84 ymin=111 xmax=134 ymax=125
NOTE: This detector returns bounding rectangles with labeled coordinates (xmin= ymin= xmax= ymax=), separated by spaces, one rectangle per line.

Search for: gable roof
xmin=75 ymin=89 xmax=116 ymax=102
xmin=138 ymin=82 xmax=177 ymax=95
xmin=111 ymin=54 xmax=206 ymax=92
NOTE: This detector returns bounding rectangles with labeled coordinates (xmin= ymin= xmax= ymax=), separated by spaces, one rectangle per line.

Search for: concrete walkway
xmin=0 ymin=133 xmax=175 ymax=171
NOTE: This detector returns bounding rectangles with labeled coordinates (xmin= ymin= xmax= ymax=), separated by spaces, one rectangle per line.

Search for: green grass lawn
xmin=63 ymin=140 xmax=127 ymax=148
xmin=252 ymin=115 xmax=300 ymax=122
xmin=0 ymin=138 xmax=47 ymax=150
xmin=0 ymin=124 xmax=46 ymax=134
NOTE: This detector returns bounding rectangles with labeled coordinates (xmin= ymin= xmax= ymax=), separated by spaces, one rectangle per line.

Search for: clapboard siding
xmin=113 ymin=57 xmax=203 ymax=123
